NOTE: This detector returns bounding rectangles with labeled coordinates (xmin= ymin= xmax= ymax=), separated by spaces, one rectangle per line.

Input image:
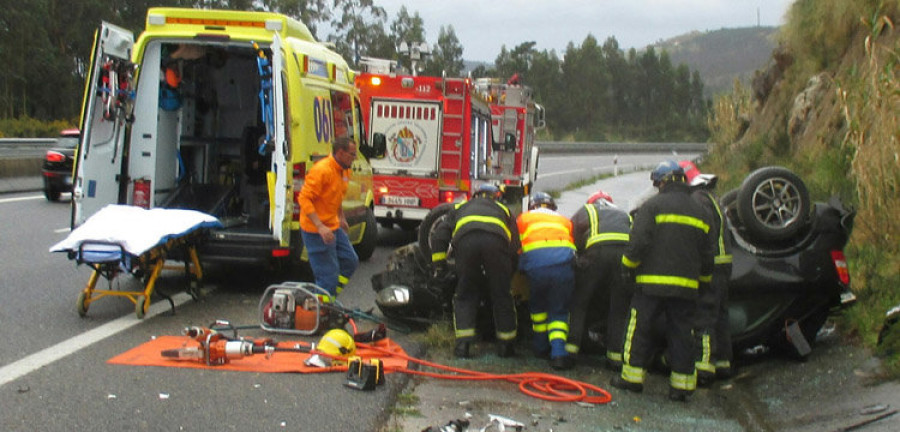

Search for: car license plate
xmin=382 ymin=195 xmax=419 ymax=206
xmin=64 ymin=176 xmax=73 ymax=186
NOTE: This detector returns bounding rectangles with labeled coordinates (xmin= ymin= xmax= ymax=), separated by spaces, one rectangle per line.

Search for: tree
xmin=389 ymin=6 xmax=426 ymax=72
xmin=494 ymin=41 xmax=536 ymax=83
xmin=325 ymin=0 xmax=387 ymax=65
xmin=423 ymin=25 xmax=464 ymax=77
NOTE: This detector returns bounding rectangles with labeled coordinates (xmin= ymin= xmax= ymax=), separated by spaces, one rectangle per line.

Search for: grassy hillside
xmin=653 ymin=27 xmax=778 ymax=96
xmin=705 ymin=0 xmax=900 ymax=374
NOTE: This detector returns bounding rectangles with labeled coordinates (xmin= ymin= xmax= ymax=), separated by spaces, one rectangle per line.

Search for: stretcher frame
xmin=71 ymin=229 xmax=207 ymax=318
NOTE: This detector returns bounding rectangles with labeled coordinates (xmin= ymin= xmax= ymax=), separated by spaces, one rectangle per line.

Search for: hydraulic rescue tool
xmin=160 ymin=320 xmax=308 ymax=366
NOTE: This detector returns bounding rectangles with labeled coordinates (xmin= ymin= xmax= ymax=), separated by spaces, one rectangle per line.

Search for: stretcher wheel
xmin=76 ymin=292 xmax=89 ymax=317
xmin=135 ymin=296 xmax=148 ymax=319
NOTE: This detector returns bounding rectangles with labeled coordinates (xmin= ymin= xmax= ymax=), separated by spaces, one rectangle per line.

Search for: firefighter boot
xmin=669 ymin=387 xmax=692 ymax=402
xmin=454 ymin=341 xmax=471 ymax=359
xmin=497 ymin=341 xmax=516 ymax=358
xmin=610 ymin=375 xmax=643 ymax=393
xmin=551 ymin=355 xmax=574 ymax=370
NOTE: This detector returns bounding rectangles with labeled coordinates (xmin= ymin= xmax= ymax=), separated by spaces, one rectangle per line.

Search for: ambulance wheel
xmin=76 ymin=292 xmax=89 ymax=317
xmin=135 ymin=296 xmax=148 ymax=319
xmin=354 ymin=208 xmax=378 ymax=261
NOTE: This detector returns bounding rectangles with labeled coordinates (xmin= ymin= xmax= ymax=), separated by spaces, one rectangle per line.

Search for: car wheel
xmin=418 ymin=203 xmax=455 ymax=262
xmin=45 ymin=187 xmax=61 ymax=202
xmin=736 ymin=166 xmax=811 ymax=242
xmin=353 ymin=207 xmax=378 ymax=261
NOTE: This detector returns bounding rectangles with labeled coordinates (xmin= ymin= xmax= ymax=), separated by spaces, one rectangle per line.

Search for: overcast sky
xmin=373 ymin=0 xmax=794 ymax=62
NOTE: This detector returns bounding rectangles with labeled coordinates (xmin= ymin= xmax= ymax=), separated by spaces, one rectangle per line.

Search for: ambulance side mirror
xmin=361 ymin=132 xmax=387 ymax=160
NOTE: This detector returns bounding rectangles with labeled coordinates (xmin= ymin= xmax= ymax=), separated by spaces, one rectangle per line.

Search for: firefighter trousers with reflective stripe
xmin=695 ymin=264 xmax=733 ymax=374
xmin=452 ymin=233 xmax=517 ymax=342
xmin=301 ymin=229 xmax=359 ymax=297
xmin=567 ymin=245 xmax=628 ymax=357
xmin=521 ymin=259 xmax=574 ymax=358
xmin=622 ymin=292 xmax=696 ymax=390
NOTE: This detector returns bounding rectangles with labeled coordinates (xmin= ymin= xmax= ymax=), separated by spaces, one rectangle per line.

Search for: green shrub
xmin=0 ymin=116 xmax=76 ymax=137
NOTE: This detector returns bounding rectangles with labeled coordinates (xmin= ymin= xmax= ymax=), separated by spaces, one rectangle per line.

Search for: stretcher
xmin=50 ymin=205 xmax=222 ymax=318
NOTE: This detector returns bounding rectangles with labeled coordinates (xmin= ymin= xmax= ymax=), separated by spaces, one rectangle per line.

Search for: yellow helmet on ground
xmin=317 ymin=328 xmax=356 ymax=359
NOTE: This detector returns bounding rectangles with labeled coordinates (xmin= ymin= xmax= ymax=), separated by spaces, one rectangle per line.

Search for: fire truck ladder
xmin=439 ymin=78 xmax=467 ymax=187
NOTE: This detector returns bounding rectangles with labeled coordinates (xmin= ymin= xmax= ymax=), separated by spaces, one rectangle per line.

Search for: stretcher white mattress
xmin=50 ymin=205 xmax=222 ymax=257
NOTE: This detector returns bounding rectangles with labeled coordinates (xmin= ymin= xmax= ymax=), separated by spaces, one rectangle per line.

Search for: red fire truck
xmin=355 ymin=60 xmax=543 ymax=230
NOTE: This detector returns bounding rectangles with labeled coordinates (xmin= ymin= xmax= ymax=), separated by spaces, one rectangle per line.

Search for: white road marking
xmin=0 ymin=292 xmax=194 ymax=388
xmin=54 ymin=227 xmax=71 ymax=234
xmin=0 ymin=195 xmax=43 ymax=204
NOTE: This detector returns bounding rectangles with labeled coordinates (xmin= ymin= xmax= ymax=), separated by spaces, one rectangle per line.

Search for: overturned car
xmin=371 ymin=166 xmax=857 ymax=358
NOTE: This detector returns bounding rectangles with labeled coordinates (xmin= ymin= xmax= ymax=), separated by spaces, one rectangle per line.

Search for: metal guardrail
xmin=0 ymin=138 xmax=57 ymax=147
xmin=535 ymin=141 xmax=708 ymax=154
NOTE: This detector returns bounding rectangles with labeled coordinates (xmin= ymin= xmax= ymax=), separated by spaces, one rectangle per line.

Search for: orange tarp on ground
xmin=108 ymin=335 xmax=409 ymax=373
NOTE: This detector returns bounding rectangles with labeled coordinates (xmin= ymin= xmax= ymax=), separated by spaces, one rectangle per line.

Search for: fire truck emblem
xmin=390 ymin=127 xmax=421 ymax=163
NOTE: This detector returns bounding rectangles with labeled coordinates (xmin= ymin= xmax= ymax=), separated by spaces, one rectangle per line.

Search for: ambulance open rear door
xmin=73 ymin=22 xmax=134 ymax=227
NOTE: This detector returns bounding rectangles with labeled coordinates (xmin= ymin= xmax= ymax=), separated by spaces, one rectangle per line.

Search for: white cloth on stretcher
xmin=49 ymin=205 xmax=222 ymax=257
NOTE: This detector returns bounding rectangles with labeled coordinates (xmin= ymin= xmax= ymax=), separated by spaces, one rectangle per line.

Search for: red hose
xmin=358 ymin=341 xmax=612 ymax=404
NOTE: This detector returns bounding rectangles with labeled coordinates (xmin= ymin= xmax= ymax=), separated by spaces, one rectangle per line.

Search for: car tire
xmin=418 ymin=203 xmax=454 ymax=262
xmin=736 ymin=166 xmax=811 ymax=242
xmin=354 ymin=207 xmax=378 ymax=261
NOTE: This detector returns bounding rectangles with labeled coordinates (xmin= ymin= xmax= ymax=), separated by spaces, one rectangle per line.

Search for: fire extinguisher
xmin=133 ymin=178 xmax=151 ymax=209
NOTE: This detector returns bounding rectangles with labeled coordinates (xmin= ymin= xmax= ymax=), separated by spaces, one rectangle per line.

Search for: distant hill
xmin=652 ymin=26 xmax=779 ymax=97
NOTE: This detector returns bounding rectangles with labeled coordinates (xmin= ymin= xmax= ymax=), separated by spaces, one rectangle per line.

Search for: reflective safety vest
xmin=517 ymin=209 xmax=575 ymax=253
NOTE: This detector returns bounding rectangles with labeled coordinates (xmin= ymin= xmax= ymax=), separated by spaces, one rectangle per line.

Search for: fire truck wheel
xmin=354 ymin=208 xmax=378 ymax=261
xmin=418 ymin=203 xmax=455 ymax=262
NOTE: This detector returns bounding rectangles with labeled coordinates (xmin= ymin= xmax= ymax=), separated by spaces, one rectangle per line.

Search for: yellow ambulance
xmin=72 ymin=8 xmax=384 ymax=267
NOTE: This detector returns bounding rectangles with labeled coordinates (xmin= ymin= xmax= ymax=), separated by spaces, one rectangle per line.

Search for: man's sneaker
xmin=551 ymin=355 xmax=574 ymax=370
xmin=497 ymin=342 xmax=516 ymax=358
xmin=668 ymin=387 xmax=691 ymax=402
xmin=454 ymin=342 xmax=470 ymax=359
xmin=609 ymin=375 xmax=643 ymax=393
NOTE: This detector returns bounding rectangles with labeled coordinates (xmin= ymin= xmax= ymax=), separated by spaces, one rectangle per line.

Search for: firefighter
xmin=566 ymin=190 xmax=632 ymax=371
xmin=611 ymin=160 xmax=714 ymax=402
xmin=431 ymin=184 xmax=520 ymax=358
xmin=516 ymin=192 xmax=577 ymax=369
xmin=679 ymin=160 xmax=734 ymax=384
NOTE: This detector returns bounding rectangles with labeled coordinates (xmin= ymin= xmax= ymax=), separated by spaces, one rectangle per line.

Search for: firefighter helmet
xmin=317 ymin=328 xmax=356 ymax=359
xmin=587 ymin=190 xmax=614 ymax=205
xmin=473 ymin=183 xmax=502 ymax=200
xmin=678 ymin=160 xmax=718 ymax=188
xmin=528 ymin=191 xmax=557 ymax=211
xmin=650 ymin=160 xmax=686 ymax=187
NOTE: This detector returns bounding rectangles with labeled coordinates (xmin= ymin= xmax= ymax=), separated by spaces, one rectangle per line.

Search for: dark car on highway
xmin=41 ymin=128 xmax=79 ymax=201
